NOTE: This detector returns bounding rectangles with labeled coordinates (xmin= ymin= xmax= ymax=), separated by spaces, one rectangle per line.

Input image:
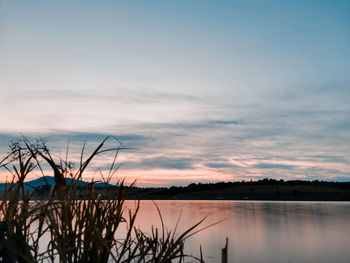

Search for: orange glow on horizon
xmin=0 ymin=167 xmax=241 ymax=187
xmin=1 ymin=160 xmax=349 ymax=187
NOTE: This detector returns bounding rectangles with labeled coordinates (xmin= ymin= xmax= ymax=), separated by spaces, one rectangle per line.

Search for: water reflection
xmin=126 ymin=201 xmax=350 ymax=263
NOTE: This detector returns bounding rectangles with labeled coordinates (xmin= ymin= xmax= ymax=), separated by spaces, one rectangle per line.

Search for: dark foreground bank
xmin=3 ymin=177 xmax=349 ymax=201
xmin=128 ymin=179 xmax=350 ymax=201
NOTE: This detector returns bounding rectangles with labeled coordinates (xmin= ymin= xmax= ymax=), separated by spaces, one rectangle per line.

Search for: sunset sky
xmin=1 ymin=0 xmax=350 ymax=186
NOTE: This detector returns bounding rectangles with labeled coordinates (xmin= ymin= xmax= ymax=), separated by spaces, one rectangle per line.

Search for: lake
xmin=126 ymin=200 xmax=350 ymax=263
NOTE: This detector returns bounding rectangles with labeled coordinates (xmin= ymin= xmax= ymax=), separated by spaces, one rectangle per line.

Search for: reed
xmin=0 ymin=137 xmax=206 ymax=262
xmin=221 ymin=238 xmax=228 ymax=263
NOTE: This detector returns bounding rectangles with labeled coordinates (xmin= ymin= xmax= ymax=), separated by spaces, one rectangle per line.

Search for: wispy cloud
xmin=122 ymin=157 xmax=194 ymax=170
xmin=252 ymin=163 xmax=295 ymax=170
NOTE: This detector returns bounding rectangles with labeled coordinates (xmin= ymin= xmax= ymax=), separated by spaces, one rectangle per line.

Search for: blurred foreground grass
xmin=0 ymin=137 xmax=208 ymax=263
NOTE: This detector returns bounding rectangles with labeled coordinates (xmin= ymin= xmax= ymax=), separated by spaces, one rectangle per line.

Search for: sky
xmin=1 ymin=0 xmax=350 ymax=186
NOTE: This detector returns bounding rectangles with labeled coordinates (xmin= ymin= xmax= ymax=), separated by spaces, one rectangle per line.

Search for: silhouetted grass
xmin=0 ymin=137 xmax=206 ymax=262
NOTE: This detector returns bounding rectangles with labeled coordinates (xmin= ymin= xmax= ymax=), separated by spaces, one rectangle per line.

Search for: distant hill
xmin=0 ymin=176 xmax=110 ymax=192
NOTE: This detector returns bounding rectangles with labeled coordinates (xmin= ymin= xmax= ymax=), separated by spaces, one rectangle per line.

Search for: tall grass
xmin=0 ymin=137 xmax=205 ymax=262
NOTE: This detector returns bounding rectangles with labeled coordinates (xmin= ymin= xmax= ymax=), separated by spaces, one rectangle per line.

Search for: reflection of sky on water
xmin=127 ymin=201 xmax=350 ymax=263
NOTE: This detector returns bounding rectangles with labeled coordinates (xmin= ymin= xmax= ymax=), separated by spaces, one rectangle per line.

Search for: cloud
xmin=332 ymin=121 xmax=350 ymax=131
xmin=122 ymin=157 xmax=194 ymax=170
xmin=310 ymin=155 xmax=349 ymax=164
xmin=210 ymin=120 xmax=239 ymax=125
xmin=253 ymin=163 xmax=295 ymax=170
xmin=205 ymin=162 xmax=238 ymax=169
xmin=1 ymin=85 xmax=350 ymax=186
xmin=55 ymin=132 xmax=151 ymax=147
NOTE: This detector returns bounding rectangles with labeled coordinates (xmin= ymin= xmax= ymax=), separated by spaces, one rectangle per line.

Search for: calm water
xmin=126 ymin=200 xmax=350 ymax=263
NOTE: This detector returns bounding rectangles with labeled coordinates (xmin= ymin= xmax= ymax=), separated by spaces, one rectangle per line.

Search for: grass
xmin=0 ymin=137 xmax=207 ymax=262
